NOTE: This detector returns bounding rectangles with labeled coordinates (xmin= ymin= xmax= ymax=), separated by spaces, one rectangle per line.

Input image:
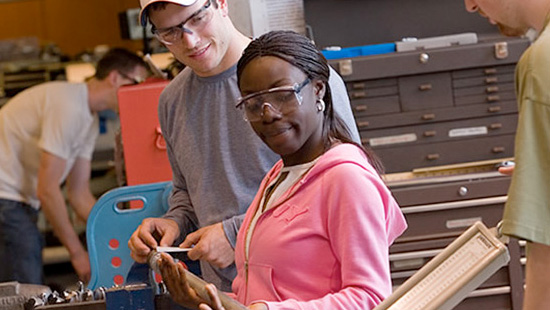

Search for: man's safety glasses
xmin=151 ymin=0 xmax=213 ymax=45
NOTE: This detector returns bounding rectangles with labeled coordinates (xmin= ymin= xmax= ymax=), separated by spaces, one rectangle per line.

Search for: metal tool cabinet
xmin=329 ymin=37 xmax=530 ymax=174
xmin=387 ymin=174 xmax=524 ymax=309
xmin=328 ymin=37 xmax=530 ymax=309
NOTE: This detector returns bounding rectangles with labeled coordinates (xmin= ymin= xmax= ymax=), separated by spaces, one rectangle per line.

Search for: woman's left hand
xmin=197 ymin=284 xmax=267 ymax=310
xmin=158 ymin=253 xmax=208 ymax=309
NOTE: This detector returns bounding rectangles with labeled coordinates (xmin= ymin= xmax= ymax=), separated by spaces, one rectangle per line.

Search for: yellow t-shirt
xmin=502 ymin=17 xmax=550 ymax=245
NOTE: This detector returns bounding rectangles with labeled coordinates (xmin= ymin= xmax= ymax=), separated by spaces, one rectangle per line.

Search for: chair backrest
xmin=86 ymin=181 xmax=172 ymax=289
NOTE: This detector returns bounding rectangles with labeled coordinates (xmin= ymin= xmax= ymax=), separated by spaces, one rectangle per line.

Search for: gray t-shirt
xmin=159 ymin=64 xmax=358 ymax=290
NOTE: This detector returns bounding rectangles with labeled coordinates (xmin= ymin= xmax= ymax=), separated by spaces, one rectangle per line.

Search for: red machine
xmin=117 ymin=79 xmax=172 ymax=186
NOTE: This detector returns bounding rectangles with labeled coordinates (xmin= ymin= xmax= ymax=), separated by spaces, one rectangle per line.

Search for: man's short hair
xmin=94 ymin=48 xmax=147 ymax=80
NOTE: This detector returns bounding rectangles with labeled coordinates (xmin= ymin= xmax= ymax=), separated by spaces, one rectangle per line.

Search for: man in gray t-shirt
xmin=129 ymin=0 xmax=360 ymax=290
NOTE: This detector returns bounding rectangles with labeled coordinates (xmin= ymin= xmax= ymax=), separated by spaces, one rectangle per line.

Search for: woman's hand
xmin=197 ymin=284 xmax=267 ymax=310
xmin=158 ymin=253 xmax=208 ymax=309
xmin=197 ymin=284 xmax=225 ymax=310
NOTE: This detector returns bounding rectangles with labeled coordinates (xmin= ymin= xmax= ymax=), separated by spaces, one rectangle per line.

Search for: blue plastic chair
xmin=86 ymin=181 xmax=172 ymax=289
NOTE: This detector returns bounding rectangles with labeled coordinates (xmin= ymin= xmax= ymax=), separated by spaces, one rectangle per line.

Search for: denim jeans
xmin=0 ymin=198 xmax=44 ymax=284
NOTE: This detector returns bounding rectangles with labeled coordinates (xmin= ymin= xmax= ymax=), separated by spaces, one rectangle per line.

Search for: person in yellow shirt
xmin=464 ymin=0 xmax=550 ymax=309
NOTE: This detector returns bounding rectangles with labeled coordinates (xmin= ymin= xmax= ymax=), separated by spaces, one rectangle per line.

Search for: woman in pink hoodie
xmin=158 ymin=30 xmax=407 ymax=310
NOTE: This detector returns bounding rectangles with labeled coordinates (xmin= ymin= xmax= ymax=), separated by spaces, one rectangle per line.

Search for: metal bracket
xmin=338 ymin=59 xmax=353 ymax=76
xmin=494 ymin=42 xmax=509 ymax=59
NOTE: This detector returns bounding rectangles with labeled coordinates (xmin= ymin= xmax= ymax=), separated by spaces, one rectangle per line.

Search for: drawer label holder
xmin=448 ymin=126 xmax=488 ymax=138
xmin=369 ymin=133 xmax=417 ymax=147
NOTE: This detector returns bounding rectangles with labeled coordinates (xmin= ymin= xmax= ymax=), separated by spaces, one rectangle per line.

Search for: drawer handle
xmin=484 ymin=68 xmax=498 ymax=74
xmin=355 ymin=105 xmax=368 ymax=111
xmin=486 ymin=86 xmax=500 ymax=93
xmin=357 ymin=121 xmax=370 ymax=128
xmin=485 ymin=76 xmax=499 ymax=83
xmin=458 ymin=186 xmax=469 ymax=197
xmin=488 ymin=106 xmax=502 ymax=113
xmin=487 ymin=95 xmax=501 ymax=102
xmin=489 ymin=123 xmax=503 ymax=130
xmin=423 ymin=130 xmax=437 ymax=137
xmin=352 ymin=91 xmax=367 ymax=99
xmin=421 ymin=113 xmax=436 ymax=120
xmin=426 ymin=153 xmax=440 ymax=160
xmin=492 ymin=146 xmax=505 ymax=153
xmin=419 ymin=83 xmax=433 ymax=91
xmin=352 ymin=83 xmax=366 ymax=89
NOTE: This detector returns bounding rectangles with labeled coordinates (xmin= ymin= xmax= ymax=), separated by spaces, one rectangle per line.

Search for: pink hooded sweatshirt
xmin=230 ymin=143 xmax=407 ymax=310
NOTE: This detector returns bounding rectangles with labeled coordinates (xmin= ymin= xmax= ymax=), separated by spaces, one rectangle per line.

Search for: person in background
xmin=0 ymin=48 xmax=148 ymax=284
xmin=129 ymin=0 xmax=360 ymax=291
xmin=464 ymin=0 xmax=550 ymax=309
xmin=156 ymin=30 xmax=407 ymax=310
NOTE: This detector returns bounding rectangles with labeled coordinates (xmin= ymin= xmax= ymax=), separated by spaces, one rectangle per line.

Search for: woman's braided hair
xmin=237 ymin=30 xmax=384 ymax=174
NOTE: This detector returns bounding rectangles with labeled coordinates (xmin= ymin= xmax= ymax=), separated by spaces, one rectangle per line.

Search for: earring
xmin=316 ymin=99 xmax=326 ymax=112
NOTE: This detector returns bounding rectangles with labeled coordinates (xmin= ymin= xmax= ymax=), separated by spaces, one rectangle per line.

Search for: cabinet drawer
xmin=355 ymin=100 xmax=517 ymax=130
xmin=362 ymin=114 xmax=518 ymax=148
xmin=399 ymin=196 xmax=506 ymax=240
xmin=452 ymin=64 xmax=516 ymax=79
xmin=346 ymin=77 xmax=397 ymax=91
xmin=351 ymin=95 xmax=400 ymax=116
xmin=453 ymin=73 xmax=515 ymax=88
xmin=390 ymin=236 xmax=457 ymax=253
xmin=371 ymin=134 xmax=515 ymax=173
xmin=454 ymin=287 xmax=512 ymax=310
xmin=390 ymin=176 xmax=511 ymax=207
xmin=455 ymin=91 xmax=516 ymax=105
xmin=398 ymin=72 xmax=453 ymax=111
xmin=349 ymin=85 xmax=398 ymax=99
xmin=454 ymin=82 xmax=514 ymax=97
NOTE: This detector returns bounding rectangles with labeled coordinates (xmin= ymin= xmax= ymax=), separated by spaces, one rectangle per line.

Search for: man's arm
xmin=36 ymin=150 xmax=91 ymax=282
xmin=65 ymin=157 xmax=96 ymax=221
xmin=328 ymin=66 xmax=361 ymax=143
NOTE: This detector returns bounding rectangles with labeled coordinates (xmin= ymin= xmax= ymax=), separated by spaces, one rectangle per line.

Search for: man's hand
xmin=498 ymin=165 xmax=515 ymax=176
xmin=128 ymin=218 xmax=180 ymax=263
xmin=181 ymin=223 xmax=235 ymax=269
xmin=71 ymin=249 xmax=91 ymax=283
